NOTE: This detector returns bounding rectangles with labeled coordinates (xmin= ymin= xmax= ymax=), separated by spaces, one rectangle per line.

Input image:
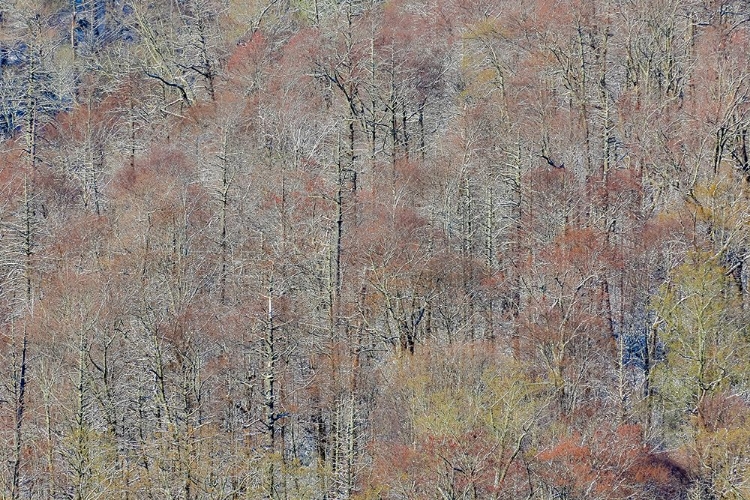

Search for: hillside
xmin=0 ymin=0 xmax=748 ymax=498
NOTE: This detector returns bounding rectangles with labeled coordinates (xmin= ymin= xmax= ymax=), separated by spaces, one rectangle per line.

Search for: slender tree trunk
xmin=219 ymin=131 xmax=230 ymax=304
xmin=263 ymin=281 xmax=277 ymax=471
xmin=11 ymin=328 xmax=28 ymax=500
xmin=74 ymin=325 xmax=89 ymax=500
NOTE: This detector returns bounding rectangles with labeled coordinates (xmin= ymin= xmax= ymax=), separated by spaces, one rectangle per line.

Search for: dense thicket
xmin=0 ymin=0 xmax=748 ymax=498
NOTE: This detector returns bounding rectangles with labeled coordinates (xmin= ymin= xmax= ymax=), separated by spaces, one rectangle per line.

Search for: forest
xmin=0 ymin=0 xmax=749 ymax=498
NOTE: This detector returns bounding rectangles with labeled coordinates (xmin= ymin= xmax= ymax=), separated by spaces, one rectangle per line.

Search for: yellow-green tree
xmin=653 ymin=252 xmax=750 ymax=498
xmin=362 ymin=344 xmax=544 ymax=499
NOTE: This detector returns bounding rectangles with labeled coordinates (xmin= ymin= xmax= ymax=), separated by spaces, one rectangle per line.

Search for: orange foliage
xmin=538 ymin=424 xmax=689 ymax=499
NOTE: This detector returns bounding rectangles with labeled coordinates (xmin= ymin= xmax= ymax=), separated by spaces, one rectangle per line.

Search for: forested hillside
xmin=0 ymin=0 xmax=748 ymax=498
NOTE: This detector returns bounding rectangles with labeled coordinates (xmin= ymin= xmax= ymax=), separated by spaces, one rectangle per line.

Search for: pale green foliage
xmin=652 ymin=253 xmax=749 ymax=439
xmin=395 ymin=346 xmax=542 ymax=441
xmin=370 ymin=345 xmax=545 ymax=498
